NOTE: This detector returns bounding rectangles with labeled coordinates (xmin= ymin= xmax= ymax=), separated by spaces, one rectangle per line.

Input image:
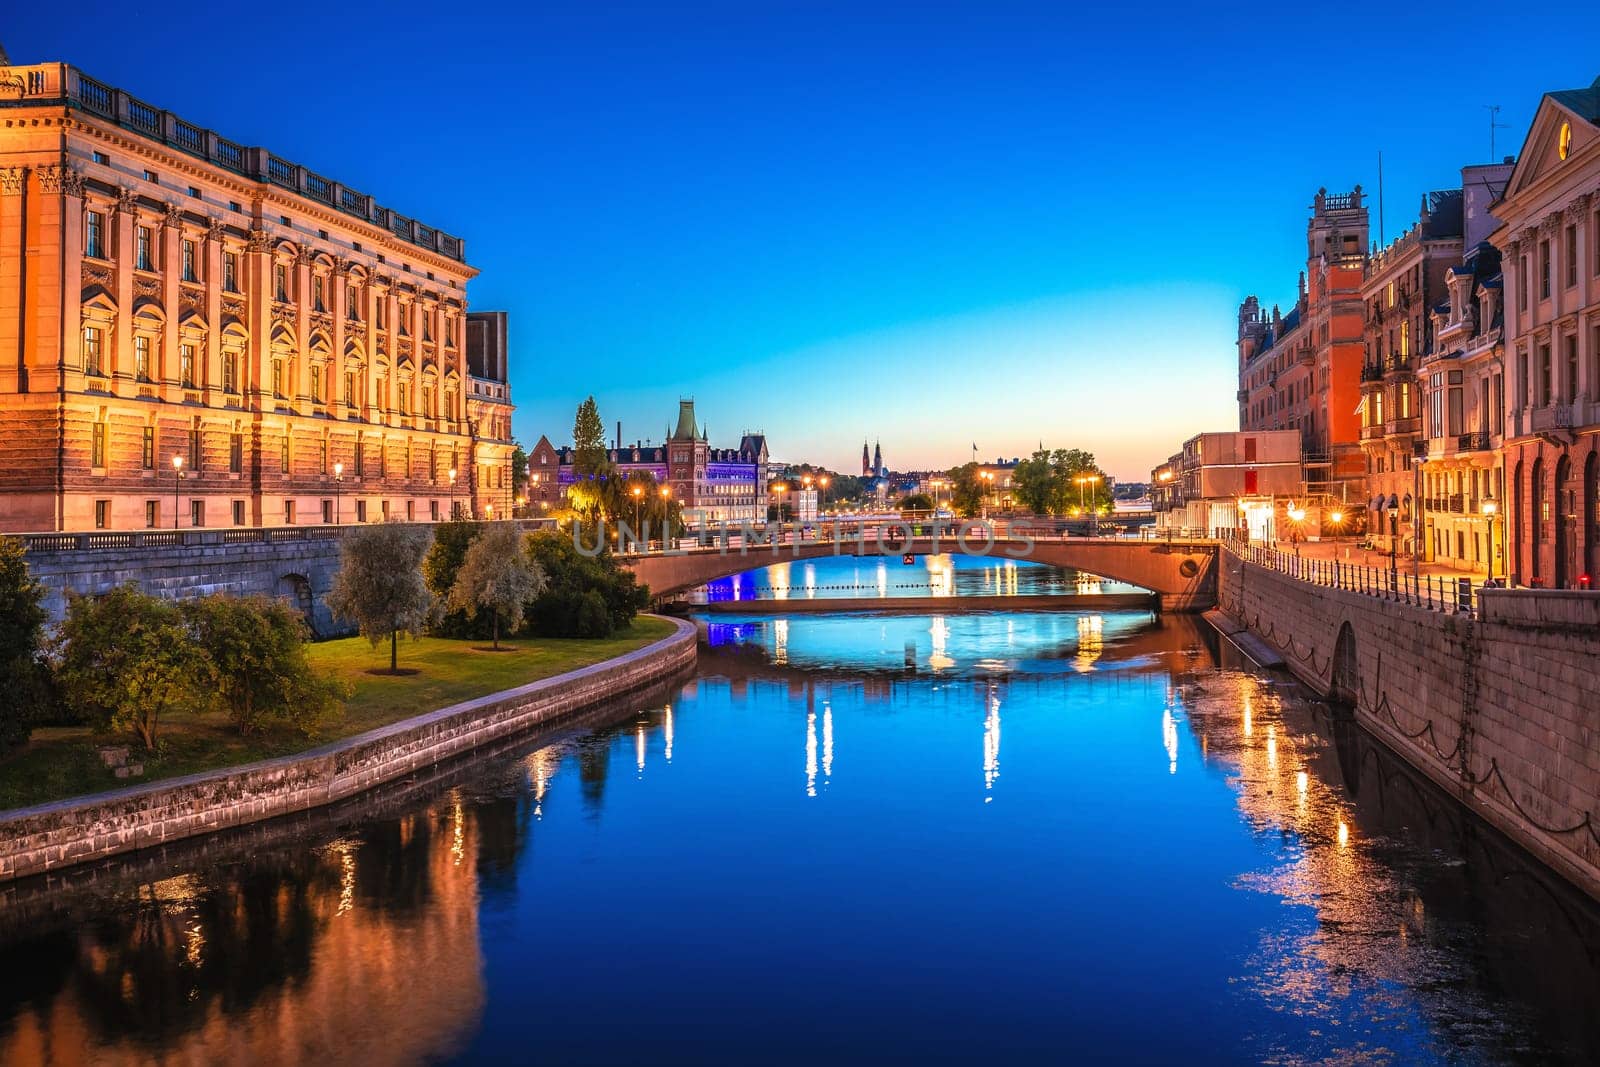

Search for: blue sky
xmin=7 ymin=4 xmax=1599 ymax=479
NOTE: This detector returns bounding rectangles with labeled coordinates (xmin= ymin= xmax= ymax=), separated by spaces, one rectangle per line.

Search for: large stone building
xmin=1150 ymin=430 xmax=1301 ymax=539
xmin=465 ymin=310 xmax=514 ymax=518
xmin=1237 ymin=188 xmax=1369 ymax=503
xmin=0 ymin=58 xmax=502 ymax=532
xmin=1496 ymin=74 xmax=1600 ymax=587
xmin=1358 ymin=188 xmax=1464 ymax=557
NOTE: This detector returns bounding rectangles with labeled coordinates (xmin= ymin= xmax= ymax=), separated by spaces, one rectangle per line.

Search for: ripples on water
xmin=0 ymin=608 xmax=1596 ymax=1066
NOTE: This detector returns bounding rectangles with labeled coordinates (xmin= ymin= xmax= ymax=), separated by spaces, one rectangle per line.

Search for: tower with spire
xmin=872 ymin=440 xmax=884 ymax=479
xmin=862 ymin=441 xmax=871 ymax=478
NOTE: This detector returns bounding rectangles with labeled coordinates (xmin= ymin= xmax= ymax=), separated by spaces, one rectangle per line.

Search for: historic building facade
xmin=1496 ymin=75 xmax=1600 ymax=587
xmin=1415 ymin=162 xmax=1513 ymax=577
xmin=1237 ymin=188 xmax=1369 ymax=505
xmin=0 ymin=60 xmax=491 ymax=532
xmin=1358 ymin=189 xmax=1464 ymax=557
xmin=542 ymin=401 xmax=769 ymax=526
xmin=465 ymin=310 xmax=514 ymax=518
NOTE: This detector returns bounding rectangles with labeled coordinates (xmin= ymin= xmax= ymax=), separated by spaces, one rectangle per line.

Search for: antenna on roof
xmin=1484 ymin=105 xmax=1508 ymax=162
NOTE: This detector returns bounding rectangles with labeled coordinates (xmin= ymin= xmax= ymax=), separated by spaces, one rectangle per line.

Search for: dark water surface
xmin=1 ymin=608 xmax=1597 ymax=1066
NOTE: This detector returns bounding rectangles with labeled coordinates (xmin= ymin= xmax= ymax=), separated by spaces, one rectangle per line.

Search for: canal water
xmin=688 ymin=552 xmax=1144 ymax=603
xmin=1 ymin=593 xmax=1597 ymax=1064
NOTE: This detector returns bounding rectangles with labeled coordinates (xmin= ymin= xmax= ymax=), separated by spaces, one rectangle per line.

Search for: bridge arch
xmin=1328 ymin=621 xmax=1358 ymax=709
xmin=622 ymin=536 xmax=1218 ymax=612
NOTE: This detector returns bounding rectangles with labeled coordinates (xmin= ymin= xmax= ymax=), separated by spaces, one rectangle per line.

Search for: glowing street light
xmin=448 ymin=467 xmax=458 ymax=520
xmin=171 ymin=453 xmax=185 ymax=529
xmin=333 ymin=460 xmax=344 ymax=525
xmin=1481 ymin=498 xmax=1499 ymax=583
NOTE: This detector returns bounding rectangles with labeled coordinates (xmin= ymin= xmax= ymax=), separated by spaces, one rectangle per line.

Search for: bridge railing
xmin=1226 ymin=539 xmax=1480 ymax=616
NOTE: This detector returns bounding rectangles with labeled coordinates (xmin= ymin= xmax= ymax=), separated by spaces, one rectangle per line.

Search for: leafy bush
xmin=523 ymin=529 xmax=649 ymax=638
xmin=0 ymin=536 xmax=50 ymax=755
xmin=56 ymin=585 xmax=204 ymax=750
xmin=185 ymin=594 xmax=348 ymax=736
xmin=423 ymin=520 xmax=488 ymax=638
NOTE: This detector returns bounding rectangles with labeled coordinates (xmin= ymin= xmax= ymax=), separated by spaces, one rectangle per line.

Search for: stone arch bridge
xmin=624 ymin=536 xmax=1218 ymax=612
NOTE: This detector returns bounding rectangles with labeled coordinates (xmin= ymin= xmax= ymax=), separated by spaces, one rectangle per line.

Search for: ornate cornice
xmin=0 ymin=166 xmax=27 ymax=195
xmin=162 ymin=202 xmax=183 ymax=228
xmin=247 ymin=227 xmax=271 ymax=252
xmin=81 ymin=263 xmax=113 ymax=288
xmin=115 ymin=186 xmax=139 ymax=215
xmin=37 ymin=164 xmax=84 ymax=197
xmin=205 ymin=218 xmax=226 ymax=242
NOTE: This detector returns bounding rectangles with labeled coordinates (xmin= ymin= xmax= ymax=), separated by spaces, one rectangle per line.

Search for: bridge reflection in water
xmin=0 ymin=610 xmax=1595 ymax=1064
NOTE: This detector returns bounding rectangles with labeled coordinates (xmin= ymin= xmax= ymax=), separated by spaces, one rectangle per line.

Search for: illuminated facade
xmin=0 ymin=60 xmax=490 ymax=532
xmin=465 ymin=311 xmax=514 ymax=518
xmin=1150 ymin=430 xmax=1301 ymax=538
xmin=1495 ymin=75 xmax=1600 ymax=587
xmin=1237 ymin=188 xmax=1369 ymax=500
xmin=1359 ymin=189 xmax=1464 ymax=555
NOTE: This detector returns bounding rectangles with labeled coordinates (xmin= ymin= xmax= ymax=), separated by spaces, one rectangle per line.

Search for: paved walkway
xmin=1275 ymin=538 xmax=1487 ymax=584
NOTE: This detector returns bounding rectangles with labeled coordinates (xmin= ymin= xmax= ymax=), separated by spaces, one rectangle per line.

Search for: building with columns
xmin=1495 ymin=75 xmax=1600 ymax=587
xmin=465 ymin=310 xmax=514 ymax=519
xmin=1237 ymin=187 xmax=1369 ymax=506
xmin=0 ymin=58 xmax=492 ymax=532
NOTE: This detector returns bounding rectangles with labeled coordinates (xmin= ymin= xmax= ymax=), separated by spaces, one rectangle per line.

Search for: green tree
xmin=949 ymin=462 xmax=985 ymax=518
xmin=568 ymin=397 xmax=615 ymax=524
xmin=898 ymin=493 xmax=934 ymax=512
xmin=57 ymin=585 xmax=202 ymax=750
xmin=423 ymin=519 xmax=486 ymax=638
xmin=1010 ymin=450 xmax=1061 ymax=516
xmin=327 ymin=522 xmax=436 ymax=672
xmin=524 ymin=529 xmax=649 ymax=638
xmin=0 ymin=536 xmax=50 ymax=755
xmin=447 ymin=525 xmax=548 ymax=649
xmin=510 ymin=444 xmax=529 ymax=499
xmin=186 ymin=594 xmax=348 ymax=736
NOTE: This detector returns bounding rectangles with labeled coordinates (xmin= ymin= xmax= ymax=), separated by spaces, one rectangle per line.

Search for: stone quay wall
xmin=0 ymin=617 xmax=697 ymax=884
xmin=1217 ymin=549 xmax=1600 ymax=901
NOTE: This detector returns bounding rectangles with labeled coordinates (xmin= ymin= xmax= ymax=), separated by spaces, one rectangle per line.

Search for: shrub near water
xmin=523 ymin=528 xmax=648 ymax=638
xmin=0 ymin=536 xmax=51 ymax=755
xmin=186 ymin=594 xmax=349 ymax=736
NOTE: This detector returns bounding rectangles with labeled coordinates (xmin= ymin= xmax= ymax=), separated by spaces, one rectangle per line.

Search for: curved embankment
xmin=0 ymin=617 xmax=697 ymax=885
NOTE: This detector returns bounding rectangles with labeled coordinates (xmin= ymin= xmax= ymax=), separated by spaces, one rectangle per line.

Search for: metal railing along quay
xmin=1230 ymin=541 xmax=1481 ymax=616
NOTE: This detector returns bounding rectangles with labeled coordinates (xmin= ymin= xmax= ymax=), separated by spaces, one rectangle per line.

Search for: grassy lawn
xmin=0 ymin=617 xmax=677 ymax=812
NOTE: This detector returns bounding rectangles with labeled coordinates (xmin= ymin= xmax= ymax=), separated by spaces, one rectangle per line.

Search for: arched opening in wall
xmin=1531 ymin=457 xmax=1545 ymax=584
xmin=1586 ymin=452 xmax=1599 ymax=584
xmin=277 ymin=573 xmax=317 ymax=637
xmin=1513 ymin=458 xmax=1525 ymax=585
xmin=1555 ymin=454 xmax=1573 ymax=588
xmin=1328 ymin=622 xmax=1358 ymax=711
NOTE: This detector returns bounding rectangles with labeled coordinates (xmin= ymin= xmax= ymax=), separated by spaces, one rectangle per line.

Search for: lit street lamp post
xmin=980 ymin=471 xmax=994 ymax=521
xmin=171 ymin=454 xmax=185 ymax=529
xmin=1288 ymin=504 xmax=1306 ymax=556
xmin=333 ymin=461 xmax=344 ymax=524
xmin=818 ymin=474 xmax=830 ymax=513
xmin=1077 ymin=474 xmax=1101 ymax=535
xmin=631 ymin=484 xmax=644 ymax=545
xmin=1482 ymin=498 xmax=1499 ymax=583
xmin=659 ymin=484 xmax=672 ymax=549
xmin=448 ymin=467 xmax=458 ymax=520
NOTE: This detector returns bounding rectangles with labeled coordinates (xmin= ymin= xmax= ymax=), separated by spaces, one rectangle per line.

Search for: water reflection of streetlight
xmin=983 ymin=685 xmax=1001 ymax=799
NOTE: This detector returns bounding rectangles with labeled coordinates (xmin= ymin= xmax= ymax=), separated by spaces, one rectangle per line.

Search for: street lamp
xmin=771 ymin=481 xmax=788 ymax=522
xmin=631 ymin=483 xmax=643 ymax=536
xmin=1481 ymin=498 xmax=1499 ymax=583
xmin=171 ymin=454 xmax=185 ymax=529
xmin=819 ymin=474 xmax=830 ymax=512
xmin=333 ymin=460 xmax=344 ymax=524
xmin=448 ymin=467 xmax=458 ymax=520
xmin=980 ymin=470 xmax=994 ymax=521
xmin=1387 ymin=496 xmax=1400 ymax=586
xmin=1077 ymin=474 xmax=1101 ymax=535
xmin=1287 ymin=503 xmax=1306 ymax=553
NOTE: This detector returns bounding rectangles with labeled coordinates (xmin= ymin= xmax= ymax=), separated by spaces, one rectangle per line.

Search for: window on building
xmin=141 ymin=426 xmax=155 ymax=470
xmin=320 ymin=435 xmax=329 ymax=475
xmin=223 ymin=352 xmax=239 ymax=395
xmin=421 ymin=385 xmax=432 ymax=418
xmin=145 ymin=500 xmax=158 ymax=528
xmin=92 ymin=151 xmax=109 ymax=165
xmin=136 ymin=225 xmax=153 ymax=271
xmin=430 ymin=500 xmax=439 ymax=521
xmin=355 ymin=435 xmax=365 ymax=477
xmin=398 ymin=303 xmax=409 ymax=337
xmin=275 ymin=263 xmax=289 ymax=302
xmin=91 ymin=421 xmax=106 ymax=468
xmin=285 ymin=500 xmax=296 ymax=525
xmin=189 ymin=424 xmax=202 ymax=471
xmin=356 ymin=500 xmax=368 ymax=522
xmin=405 ymin=500 xmax=415 ymax=522
xmin=1566 ymin=226 xmax=1578 ymax=288
xmin=375 ymin=300 xmax=386 ymax=329
xmin=313 ymin=274 xmax=326 ymax=312
xmin=83 ymin=326 xmax=104 ymax=375
xmin=345 ymin=370 xmax=357 ymax=407
xmin=232 ymin=500 xmax=245 ymax=525
xmin=143 ymin=169 xmax=158 ymax=184
xmin=272 ymin=359 xmax=285 ymax=398
xmin=1399 ymin=319 xmax=1409 ymax=359
xmin=191 ymin=499 xmax=204 ymax=527
xmin=422 ymin=311 xmax=432 ymax=343
xmin=347 ymin=284 xmax=360 ymax=320
xmin=1540 ymin=344 xmax=1553 ymax=405
xmin=188 ymin=186 xmax=200 ymax=199
xmin=1565 ymin=334 xmax=1579 ymax=404
xmin=381 ymin=500 xmax=390 ymax=520
xmin=229 ymin=200 xmax=242 ymax=213
xmin=281 ymin=434 xmax=291 ymax=474
xmin=322 ymin=499 xmax=333 ymax=524
xmin=182 ymin=239 xmax=197 ymax=282
xmin=134 ymin=335 xmax=151 ymax=381
xmin=229 ymin=432 xmax=243 ymax=473
xmin=1540 ymin=240 xmax=1551 ymax=300
xmin=86 ymin=210 xmax=105 ymax=258
xmin=180 ymin=343 xmax=196 ymax=388
xmin=311 ymin=364 xmax=323 ymax=404
xmin=223 ymin=251 xmax=238 ymax=292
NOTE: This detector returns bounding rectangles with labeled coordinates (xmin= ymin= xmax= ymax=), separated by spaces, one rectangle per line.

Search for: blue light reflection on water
xmin=692 ymin=552 xmax=1140 ymax=603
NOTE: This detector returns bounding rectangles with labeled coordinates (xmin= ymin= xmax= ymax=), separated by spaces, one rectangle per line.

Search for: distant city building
xmin=0 ymin=57 xmax=482 ymax=531
xmin=1237 ymin=188 xmax=1370 ymax=503
xmin=1151 ymin=430 xmax=1302 ymax=539
xmin=536 ymin=400 xmax=768 ymax=526
xmin=1495 ymin=74 xmax=1600 ymax=587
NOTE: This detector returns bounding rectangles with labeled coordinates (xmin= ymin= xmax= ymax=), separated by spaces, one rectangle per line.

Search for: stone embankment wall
xmin=0 ymin=617 xmax=697 ymax=884
xmin=1217 ymin=550 xmax=1600 ymax=901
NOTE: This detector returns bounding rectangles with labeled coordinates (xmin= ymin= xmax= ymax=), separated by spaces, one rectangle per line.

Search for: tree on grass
xmin=0 ymin=536 xmax=50 ymax=755
xmin=424 ymin=519 xmax=486 ymax=638
xmin=327 ymin=522 xmax=436 ymax=672
xmin=447 ymin=525 xmax=547 ymax=649
xmin=948 ymin=462 xmax=985 ymax=518
xmin=57 ymin=585 xmax=202 ymax=750
xmin=185 ymin=594 xmax=348 ymax=736
xmin=898 ymin=493 xmax=934 ymax=513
